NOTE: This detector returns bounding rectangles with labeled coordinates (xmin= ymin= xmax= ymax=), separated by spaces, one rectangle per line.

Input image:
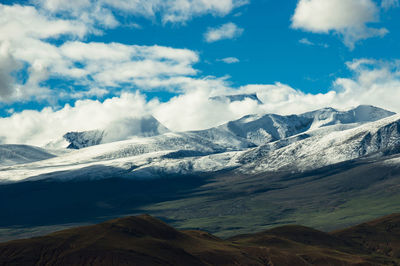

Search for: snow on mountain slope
xmin=0 ymin=105 xmax=397 ymax=183
xmin=238 ymin=114 xmax=400 ymax=174
xmin=186 ymin=127 xmax=256 ymax=150
xmin=0 ymin=131 xmax=246 ymax=182
xmin=220 ymin=113 xmax=312 ymax=146
xmin=64 ymin=116 xmax=169 ymax=149
xmin=63 ymin=105 xmax=394 ymax=150
xmin=0 ymin=145 xmax=55 ymax=166
xmin=209 ymin=105 xmax=395 ymax=146
xmin=303 ymin=105 xmax=395 ymax=130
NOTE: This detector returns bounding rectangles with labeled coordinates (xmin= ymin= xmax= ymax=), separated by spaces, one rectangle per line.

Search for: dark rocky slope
xmin=1 ymin=214 xmax=399 ymax=265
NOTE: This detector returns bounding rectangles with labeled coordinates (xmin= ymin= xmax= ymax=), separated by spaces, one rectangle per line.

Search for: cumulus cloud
xmin=0 ymin=2 xmax=246 ymax=104
xmin=0 ymin=4 xmax=88 ymax=40
xmin=291 ymin=0 xmax=388 ymax=49
xmin=0 ymin=0 xmax=249 ymax=103
xmin=0 ymin=6 xmax=199 ymax=102
xmin=32 ymin=0 xmax=118 ymax=28
xmin=154 ymin=88 xmax=260 ymax=131
xmin=58 ymin=42 xmax=199 ymax=88
xmin=1 ymin=1 xmax=399 ymax=147
xmin=0 ymin=3 xmax=90 ymax=101
xmin=218 ymin=57 xmax=240 ymax=64
xmin=204 ymin=22 xmax=244 ymax=43
xmin=333 ymin=59 xmax=400 ymax=112
xmin=0 ymin=92 xmax=158 ymax=146
xmin=1 ymin=58 xmax=400 ymax=145
xmin=0 ymin=45 xmax=21 ymax=100
xmin=149 ymin=59 xmax=400 ymax=131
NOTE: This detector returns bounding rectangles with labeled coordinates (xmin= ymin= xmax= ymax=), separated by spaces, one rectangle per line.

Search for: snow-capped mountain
xmin=0 ymin=105 xmax=398 ymax=183
xmin=238 ymin=113 xmax=400 ymax=173
xmin=64 ymin=105 xmax=395 ymax=150
xmin=0 ymin=145 xmax=55 ymax=166
xmin=200 ymin=105 xmax=395 ymax=146
xmin=64 ymin=130 xmax=104 ymax=149
xmin=64 ymin=116 xmax=170 ymax=149
xmin=303 ymin=105 xmax=396 ymax=130
xmin=209 ymin=93 xmax=263 ymax=104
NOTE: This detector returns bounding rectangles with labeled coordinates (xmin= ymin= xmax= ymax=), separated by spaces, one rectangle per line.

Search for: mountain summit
xmin=64 ymin=115 xmax=169 ymax=149
xmin=209 ymin=93 xmax=263 ymax=104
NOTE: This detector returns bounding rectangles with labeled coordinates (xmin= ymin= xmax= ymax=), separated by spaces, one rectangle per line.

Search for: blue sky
xmin=52 ymin=0 xmax=400 ymax=94
xmin=1 ymin=0 xmax=400 ymax=145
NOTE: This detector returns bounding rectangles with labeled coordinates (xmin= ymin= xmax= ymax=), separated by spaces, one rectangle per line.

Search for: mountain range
xmin=0 ymin=105 xmax=396 ymax=182
xmin=0 ymin=105 xmax=400 ymax=246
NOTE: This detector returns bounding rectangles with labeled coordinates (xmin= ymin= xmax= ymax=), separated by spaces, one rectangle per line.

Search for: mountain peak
xmin=63 ymin=115 xmax=169 ymax=149
xmin=302 ymin=105 xmax=395 ymax=130
xmin=350 ymin=105 xmax=396 ymax=122
xmin=209 ymin=93 xmax=263 ymax=104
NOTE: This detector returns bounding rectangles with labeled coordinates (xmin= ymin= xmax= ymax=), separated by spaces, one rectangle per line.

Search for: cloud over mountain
xmin=0 ymin=1 xmax=399 ymax=148
xmin=1 ymin=58 xmax=400 ymax=146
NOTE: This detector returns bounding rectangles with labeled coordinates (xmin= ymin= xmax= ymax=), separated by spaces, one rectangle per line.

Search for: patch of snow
xmin=0 ymin=145 xmax=55 ymax=166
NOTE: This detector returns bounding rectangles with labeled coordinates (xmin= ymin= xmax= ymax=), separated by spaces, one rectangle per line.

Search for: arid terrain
xmin=1 ymin=213 xmax=399 ymax=265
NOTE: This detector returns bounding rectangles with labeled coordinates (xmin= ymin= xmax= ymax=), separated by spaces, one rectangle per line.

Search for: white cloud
xmin=161 ymin=0 xmax=248 ymax=23
xmin=204 ymin=22 xmax=244 ymax=43
xmin=333 ymin=59 xmax=400 ymax=112
xmin=381 ymin=0 xmax=399 ymax=10
xmin=299 ymin=38 xmax=314 ymax=46
xmin=2 ymin=58 xmax=399 ymax=146
xmin=58 ymin=42 xmax=199 ymax=88
xmin=299 ymin=38 xmax=329 ymax=48
xmin=0 ymin=1 xmax=247 ymax=104
xmin=218 ymin=57 xmax=240 ymax=64
xmin=1 ymin=1 xmax=400 ymax=147
xmin=34 ymin=0 xmax=248 ymax=25
xmin=155 ymin=59 xmax=400 ymax=131
xmin=0 ymin=44 xmax=21 ymax=100
xmin=0 ymin=8 xmax=200 ymax=102
xmin=0 ymin=92 xmax=157 ymax=146
xmin=0 ymin=2 xmax=242 ymax=103
xmin=0 ymin=4 xmax=90 ymax=101
xmin=0 ymin=4 xmax=88 ymax=40
xmin=292 ymin=0 xmax=388 ymax=49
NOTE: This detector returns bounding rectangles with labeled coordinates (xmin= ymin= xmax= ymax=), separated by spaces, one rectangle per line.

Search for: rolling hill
xmin=0 ymin=214 xmax=399 ymax=265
